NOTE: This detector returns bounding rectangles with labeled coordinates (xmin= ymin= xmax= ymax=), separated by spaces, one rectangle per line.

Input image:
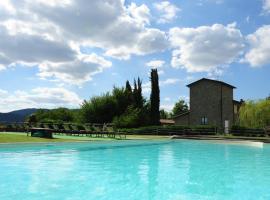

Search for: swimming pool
xmin=1 ymin=140 xmax=270 ymax=200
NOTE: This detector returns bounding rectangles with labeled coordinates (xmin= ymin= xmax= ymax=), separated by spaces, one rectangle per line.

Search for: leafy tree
xmin=172 ymin=100 xmax=189 ymax=116
xmin=113 ymin=106 xmax=141 ymax=128
xmin=26 ymin=114 xmax=37 ymax=123
xmin=150 ymin=69 xmax=160 ymax=125
xmin=160 ymin=109 xmax=171 ymax=119
xmin=125 ymin=80 xmax=133 ymax=105
xmin=80 ymin=93 xmax=117 ymax=123
xmin=112 ymin=87 xmax=129 ymax=115
xmin=133 ymin=77 xmax=144 ymax=108
xmin=31 ymin=108 xmax=76 ymax=123
xmin=239 ymin=99 xmax=270 ymax=128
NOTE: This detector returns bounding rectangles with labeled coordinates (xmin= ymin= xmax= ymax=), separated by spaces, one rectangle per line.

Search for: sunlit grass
xmin=0 ymin=132 xmax=170 ymax=143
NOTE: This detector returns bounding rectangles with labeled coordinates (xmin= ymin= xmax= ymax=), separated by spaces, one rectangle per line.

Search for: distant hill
xmin=0 ymin=108 xmax=38 ymax=123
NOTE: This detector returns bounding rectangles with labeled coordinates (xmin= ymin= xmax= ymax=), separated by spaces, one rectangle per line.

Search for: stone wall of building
xmin=174 ymin=113 xmax=190 ymax=125
xmin=189 ymin=80 xmax=234 ymax=129
xmin=221 ymin=85 xmax=234 ymax=128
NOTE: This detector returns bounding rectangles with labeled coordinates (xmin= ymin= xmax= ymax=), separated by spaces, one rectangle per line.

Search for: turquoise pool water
xmin=1 ymin=140 xmax=270 ymax=200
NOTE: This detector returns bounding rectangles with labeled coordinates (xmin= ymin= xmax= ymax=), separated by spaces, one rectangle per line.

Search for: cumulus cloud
xmin=244 ymin=25 xmax=270 ymax=67
xmin=0 ymin=87 xmax=82 ymax=112
xmin=0 ymin=0 xmax=169 ymax=83
xmin=160 ymin=104 xmax=174 ymax=112
xmin=27 ymin=0 xmax=168 ymax=58
xmin=142 ymin=78 xmax=181 ymax=94
xmin=127 ymin=3 xmax=151 ymax=25
xmin=160 ymin=78 xmax=181 ymax=86
xmin=263 ymin=0 xmax=270 ymax=14
xmin=38 ymin=54 xmax=112 ymax=85
xmin=154 ymin=1 xmax=180 ymax=24
xmin=169 ymin=23 xmax=244 ymax=73
xmin=0 ymin=25 xmax=75 ymax=64
xmin=146 ymin=60 xmax=165 ymax=68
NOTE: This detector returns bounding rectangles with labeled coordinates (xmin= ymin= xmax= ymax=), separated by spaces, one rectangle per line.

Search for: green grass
xmin=1 ymin=132 xmax=269 ymax=144
xmin=0 ymin=132 xmax=170 ymax=143
xmin=0 ymin=133 xmax=77 ymax=143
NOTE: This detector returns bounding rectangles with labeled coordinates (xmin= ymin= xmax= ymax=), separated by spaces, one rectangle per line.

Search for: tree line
xmin=28 ymin=69 xmax=163 ymax=128
xmin=238 ymin=98 xmax=270 ymax=128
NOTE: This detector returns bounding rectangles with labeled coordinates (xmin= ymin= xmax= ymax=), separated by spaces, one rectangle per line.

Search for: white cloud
xmin=127 ymin=3 xmax=150 ymax=25
xmin=164 ymin=97 xmax=171 ymax=101
xmin=0 ymin=0 xmax=16 ymax=15
xmin=0 ymin=0 xmax=169 ymax=83
xmin=159 ymin=70 xmax=165 ymax=75
xmin=38 ymin=53 xmax=112 ymax=85
xmin=28 ymin=0 xmax=168 ymax=58
xmin=263 ymin=0 xmax=270 ymax=14
xmin=154 ymin=1 xmax=180 ymax=24
xmin=169 ymin=23 xmax=244 ymax=73
xmin=0 ymin=89 xmax=8 ymax=96
xmin=0 ymin=87 xmax=82 ymax=112
xmin=146 ymin=60 xmax=165 ymax=68
xmin=160 ymin=78 xmax=181 ymax=86
xmin=244 ymin=25 xmax=270 ymax=67
xmin=142 ymin=78 xmax=181 ymax=94
xmin=142 ymin=82 xmax=151 ymax=94
xmin=160 ymin=104 xmax=174 ymax=112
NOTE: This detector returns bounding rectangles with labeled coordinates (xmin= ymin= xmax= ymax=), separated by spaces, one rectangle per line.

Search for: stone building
xmin=173 ymin=78 xmax=242 ymax=132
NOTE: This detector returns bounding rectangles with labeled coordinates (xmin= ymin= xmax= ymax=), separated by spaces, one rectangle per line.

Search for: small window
xmin=201 ymin=116 xmax=208 ymax=125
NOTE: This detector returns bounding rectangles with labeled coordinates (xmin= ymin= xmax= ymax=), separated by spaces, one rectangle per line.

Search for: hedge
xmin=119 ymin=125 xmax=218 ymax=135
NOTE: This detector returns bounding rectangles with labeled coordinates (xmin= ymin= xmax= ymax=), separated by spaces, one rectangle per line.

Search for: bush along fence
xmin=119 ymin=125 xmax=218 ymax=136
xmin=230 ymin=125 xmax=270 ymax=137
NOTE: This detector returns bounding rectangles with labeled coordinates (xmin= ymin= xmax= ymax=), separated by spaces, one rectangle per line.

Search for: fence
xmin=122 ymin=126 xmax=218 ymax=136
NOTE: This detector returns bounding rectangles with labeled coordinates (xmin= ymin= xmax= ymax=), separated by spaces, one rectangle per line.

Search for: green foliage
xmin=112 ymin=87 xmax=129 ymax=114
xmin=27 ymin=114 xmax=37 ymax=123
xmin=172 ymin=100 xmax=189 ymax=116
xmin=113 ymin=106 xmax=141 ymax=128
xmin=150 ymin=69 xmax=160 ymax=125
xmin=30 ymin=108 xmax=76 ymax=123
xmin=125 ymin=80 xmax=133 ymax=106
xmin=119 ymin=125 xmax=217 ymax=135
xmin=239 ymin=99 xmax=270 ymax=128
xmin=133 ymin=78 xmax=144 ymax=108
xmin=80 ymin=93 xmax=117 ymax=123
xmin=160 ymin=109 xmax=171 ymax=119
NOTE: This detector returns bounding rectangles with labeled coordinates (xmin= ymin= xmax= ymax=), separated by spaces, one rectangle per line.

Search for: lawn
xmin=0 ymin=132 xmax=79 ymax=143
xmin=0 ymin=132 xmax=170 ymax=143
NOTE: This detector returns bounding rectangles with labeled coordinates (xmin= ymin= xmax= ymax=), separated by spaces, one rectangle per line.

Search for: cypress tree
xmin=125 ymin=80 xmax=133 ymax=106
xmin=150 ymin=69 xmax=160 ymax=125
xmin=125 ymin=80 xmax=132 ymax=94
xmin=137 ymin=77 xmax=143 ymax=108
xmin=133 ymin=79 xmax=138 ymax=107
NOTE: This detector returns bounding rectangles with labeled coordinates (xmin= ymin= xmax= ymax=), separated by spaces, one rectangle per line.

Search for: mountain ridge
xmin=0 ymin=108 xmax=38 ymax=123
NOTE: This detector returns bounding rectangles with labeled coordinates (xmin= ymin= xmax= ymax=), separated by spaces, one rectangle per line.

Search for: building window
xmin=201 ymin=116 xmax=208 ymax=125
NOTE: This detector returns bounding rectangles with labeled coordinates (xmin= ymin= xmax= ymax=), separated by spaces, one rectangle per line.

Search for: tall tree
xmin=172 ymin=100 xmax=189 ymax=116
xmin=125 ymin=81 xmax=132 ymax=94
xmin=136 ymin=77 xmax=143 ymax=108
xmin=132 ymin=78 xmax=144 ymax=108
xmin=160 ymin=109 xmax=171 ymax=119
xmin=150 ymin=69 xmax=160 ymax=125
xmin=125 ymin=80 xmax=133 ymax=105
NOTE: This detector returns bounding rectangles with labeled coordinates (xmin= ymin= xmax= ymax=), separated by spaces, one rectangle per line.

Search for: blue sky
xmin=0 ymin=0 xmax=269 ymax=112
